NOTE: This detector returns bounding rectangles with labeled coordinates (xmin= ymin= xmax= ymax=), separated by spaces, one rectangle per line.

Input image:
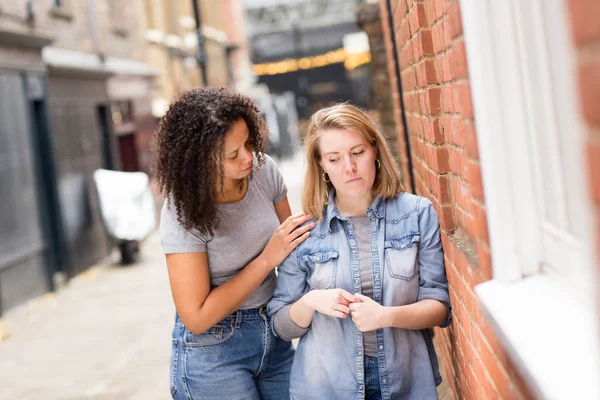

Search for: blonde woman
xmin=268 ymin=104 xmax=451 ymax=400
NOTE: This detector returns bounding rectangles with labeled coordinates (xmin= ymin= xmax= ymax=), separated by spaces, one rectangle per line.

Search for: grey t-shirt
xmin=348 ymin=215 xmax=377 ymax=357
xmin=159 ymin=154 xmax=287 ymax=309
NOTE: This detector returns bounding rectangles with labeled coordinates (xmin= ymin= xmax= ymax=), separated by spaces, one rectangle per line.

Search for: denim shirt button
xmin=355 ymin=279 xmax=360 ymax=284
xmin=358 ymin=350 xmax=362 ymax=355
xmin=375 ymin=274 xmax=380 ymax=279
xmin=352 ymin=249 xmax=357 ymax=254
xmin=359 ymin=385 xmax=364 ymax=390
xmin=379 ymin=345 xmax=383 ymax=350
xmin=383 ymin=378 xmax=387 ymax=384
xmin=371 ymin=243 xmax=376 ymax=248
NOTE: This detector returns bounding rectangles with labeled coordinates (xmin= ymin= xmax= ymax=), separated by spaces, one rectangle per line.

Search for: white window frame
xmin=459 ymin=0 xmax=600 ymax=399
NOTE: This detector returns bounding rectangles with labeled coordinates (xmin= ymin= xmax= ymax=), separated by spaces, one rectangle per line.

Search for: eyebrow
xmin=323 ymin=144 xmax=365 ymax=156
xmin=225 ymin=131 xmax=250 ymax=155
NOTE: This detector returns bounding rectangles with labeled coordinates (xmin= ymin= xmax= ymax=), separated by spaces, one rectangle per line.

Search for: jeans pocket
xmin=303 ymin=250 xmax=339 ymax=290
xmin=183 ymin=321 xmax=236 ymax=347
xmin=384 ymin=234 xmax=420 ymax=281
xmin=170 ymin=338 xmax=178 ymax=397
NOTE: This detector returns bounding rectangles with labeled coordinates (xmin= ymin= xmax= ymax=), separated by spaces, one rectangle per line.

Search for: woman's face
xmin=318 ymin=128 xmax=377 ymax=201
xmin=222 ymin=118 xmax=254 ymax=181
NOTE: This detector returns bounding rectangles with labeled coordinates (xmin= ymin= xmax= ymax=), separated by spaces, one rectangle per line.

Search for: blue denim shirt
xmin=268 ymin=191 xmax=451 ymax=400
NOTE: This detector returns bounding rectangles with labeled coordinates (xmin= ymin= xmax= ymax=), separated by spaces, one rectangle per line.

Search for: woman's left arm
xmin=350 ymin=198 xmax=451 ymax=332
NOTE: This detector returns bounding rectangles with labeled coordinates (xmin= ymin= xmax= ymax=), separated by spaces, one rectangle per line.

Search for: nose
xmin=240 ymin=146 xmax=253 ymax=164
xmin=344 ymin=157 xmax=357 ymax=173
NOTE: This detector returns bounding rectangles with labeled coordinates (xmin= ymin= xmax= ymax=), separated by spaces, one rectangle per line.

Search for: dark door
xmin=0 ymin=72 xmax=52 ymax=314
xmin=47 ymin=76 xmax=111 ymax=277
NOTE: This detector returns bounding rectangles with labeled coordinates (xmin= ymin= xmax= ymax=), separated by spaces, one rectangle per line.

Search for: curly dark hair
xmin=152 ymin=87 xmax=267 ymax=235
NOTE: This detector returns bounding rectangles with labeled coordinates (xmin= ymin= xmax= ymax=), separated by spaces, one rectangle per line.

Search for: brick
xmin=466 ymin=160 xmax=484 ymax=201
xmin=420 ymin=29 xmax=435 ymax=56
xmin=427 ymin=87 xmax=442 ymax=114
xmin=471 ymin=200 xmax=490 ymax=244
xmin=447 ymin=0 xmax=463 ymax=39
xmin=422 ymin=117 xmax=445 ymax=143
xmin=424 ymin=59 xmax=439 ymax=85
xmin=442 ymin=52 xmax=453 ymax=82
xmin=438 ymin=203 xmax=455 ymax=231
xmin=579 ymin=58 xmax=600 ymax=126
xmin=452 ymin=39 xmax=469 ymax=79
xmin=464 ymin=121 xmax=479 ymax=160
xmin=476 ymin=241 xmax=493 ymax=280
xmin=442 ymin=86 xmax=455 ymax=113
xmin=416 ymin=3 xmax=428 ymax=28
xmin=444 ymin=116 xmax=465 ymax=147
xmin=448 ymin=146 xmax=464 ymax=176
xmin=568 ymin=0 xmax=600 ymax=45
xmin=432 ymin=23 xmax=446 ymax=53
xmin=451 ymin=178 xmax=468 ymax=212
xmin=455 ymin=82 xmax=474 ymax=118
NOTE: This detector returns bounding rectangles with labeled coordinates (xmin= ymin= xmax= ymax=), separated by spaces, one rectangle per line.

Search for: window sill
xmin=49 ymin=7 xmax=73 ymax=21
xmin=475 ymin=275 xmax=600 ymax=400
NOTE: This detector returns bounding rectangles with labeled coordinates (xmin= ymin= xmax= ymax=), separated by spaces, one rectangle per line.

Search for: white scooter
xmin=93 ymin=169 xmax=157 ymax=264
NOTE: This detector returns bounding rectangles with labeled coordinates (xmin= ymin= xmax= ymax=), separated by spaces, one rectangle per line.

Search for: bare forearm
xmin=383 ymin=299 xmax=448 ymax=330
xmin=289 ymin=292 xmax=317 ymax=329
xmin=186 ymin=257 xmax=271 ymax=333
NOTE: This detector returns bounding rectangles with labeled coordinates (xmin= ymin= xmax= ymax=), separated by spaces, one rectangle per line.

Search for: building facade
xmin=372 ymin=0 xmax=600 ymax=398
xmin=0 ymin=0 xmax=156 ymax=314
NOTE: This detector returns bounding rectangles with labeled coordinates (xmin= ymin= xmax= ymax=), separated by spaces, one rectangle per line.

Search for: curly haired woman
xmin=153 ymin=87 xmax=314 ymax=400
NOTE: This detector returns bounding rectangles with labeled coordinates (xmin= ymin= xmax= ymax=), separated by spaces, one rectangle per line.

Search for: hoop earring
xmin=375 ymin=159 xmax=381 ymax=169
xmin=322 ymin=173 xmax=331 ymax=183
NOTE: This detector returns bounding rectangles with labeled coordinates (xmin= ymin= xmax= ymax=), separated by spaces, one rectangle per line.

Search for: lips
xmin=346 ymin=177 xmax=361 ymax=183
xmin=243 ymin=164 xmax=253 ymax=171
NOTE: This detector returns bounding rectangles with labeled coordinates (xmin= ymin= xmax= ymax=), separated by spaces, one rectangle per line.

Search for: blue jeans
xmin=365 ymin=356 xmax=382 ymax=400
xmin=170 ymin=306 xmax=294 ymax=400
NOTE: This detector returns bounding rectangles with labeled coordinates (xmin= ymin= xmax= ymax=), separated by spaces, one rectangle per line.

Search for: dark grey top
xmin=348 ymin=215 xmax=377 ymax=357
xmin=159 ymin=154 xmax=287 ymax=309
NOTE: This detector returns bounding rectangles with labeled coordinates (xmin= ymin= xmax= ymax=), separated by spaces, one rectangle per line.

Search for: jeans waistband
xmin=175 ymin=305 xmax=268 ymax=329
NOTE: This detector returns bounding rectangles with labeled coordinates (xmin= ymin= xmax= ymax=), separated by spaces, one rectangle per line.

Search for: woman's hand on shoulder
xmin=260 ymin=212 xmax=314 ymax=269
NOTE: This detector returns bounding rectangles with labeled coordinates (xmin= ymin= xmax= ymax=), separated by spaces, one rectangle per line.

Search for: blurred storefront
xmin=0 ymin=0 xmax=156 ymax=314
xmin=243 ymin=0 xmax=373 ymax=121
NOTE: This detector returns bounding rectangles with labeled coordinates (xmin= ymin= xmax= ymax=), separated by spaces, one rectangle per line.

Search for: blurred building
xmin=243 ymin=0 xmax=373 ymax=124
xmin=142 ymin=0 xmax=233 ymax=122
xmin=0 ymin=0 xmax=156 ymax=315
xmin=368 ymin=0 xmax=600 ymax=398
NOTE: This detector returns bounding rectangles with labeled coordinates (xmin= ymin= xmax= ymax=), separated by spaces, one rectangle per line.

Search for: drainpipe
xmin=191 ymin=0 xmax=209 ymax=85
xmin=386 ymin=0 xmax=416 ymax=194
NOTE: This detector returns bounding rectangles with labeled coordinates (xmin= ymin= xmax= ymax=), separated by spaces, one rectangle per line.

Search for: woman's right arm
xmin=168 ymin=212 xmax=313 ymax=335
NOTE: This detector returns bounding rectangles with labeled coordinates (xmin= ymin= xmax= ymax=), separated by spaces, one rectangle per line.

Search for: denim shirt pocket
xmin=183 ymin=317 xmax=236 ymax=347
xmin=302 ymin=250 xmax=339 ymax=290
xmin=384 ymin=234 xmax=420 ymax=281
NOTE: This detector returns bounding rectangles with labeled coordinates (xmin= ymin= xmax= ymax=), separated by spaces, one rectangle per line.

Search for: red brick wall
xmin=378 ymin=0 xmax=536 ymax=398
xmin=568 ymin=0 xmax=600 ymax=289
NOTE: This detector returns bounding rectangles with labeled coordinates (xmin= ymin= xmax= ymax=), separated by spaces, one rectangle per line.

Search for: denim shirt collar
xmin=325 ymin=189 xmax=385 ymax=232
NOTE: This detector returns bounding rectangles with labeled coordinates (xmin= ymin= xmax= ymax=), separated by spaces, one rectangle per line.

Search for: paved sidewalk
xmin=0 ymin=231 xmax=174 ymax=400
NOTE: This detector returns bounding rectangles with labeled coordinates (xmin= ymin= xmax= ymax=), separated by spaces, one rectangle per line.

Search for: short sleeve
xmin=261 ymin=154 xmax=288 ymax=203
xmin=159 ymin=200 xmax=207 ymax=254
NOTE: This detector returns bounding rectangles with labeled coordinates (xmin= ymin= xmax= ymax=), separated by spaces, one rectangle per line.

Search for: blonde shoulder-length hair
xmin=302 ymin=103 xmax=403 ymax=221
